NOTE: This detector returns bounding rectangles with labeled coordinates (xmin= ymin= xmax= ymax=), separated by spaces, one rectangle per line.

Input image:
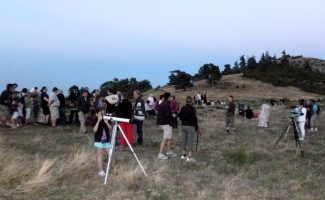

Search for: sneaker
xmin=166 ymin=151 xmax=177 ymax=157
xmin=98 ymin=170 xmax=106 ymax=177
xmin=299 ymin=137 xmax=304 ymax=141
xmin=181 ymin=155 xmax=187 ymax=160
xmin=309 ymin=128 xmax=314 ymax=132
xmin=158 ymin=153 xmax=168 ymax=160
xmin=186 ymin=157 xmax=196 ymax=162
xmin=315 ymin=128 xmax=318 ymax=132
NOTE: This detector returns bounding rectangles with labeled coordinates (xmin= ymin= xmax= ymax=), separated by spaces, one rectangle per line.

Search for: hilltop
xmin=288 ymin=56 xmax=325 ymax=73
xmin=145 ymin=74 xmax=324 ymax=102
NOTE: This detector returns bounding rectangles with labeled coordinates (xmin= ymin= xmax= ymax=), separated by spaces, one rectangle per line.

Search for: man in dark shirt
xmin=77 ymin=89 xmax=91 ymax=133
xmin=225 ymin=95 xmax=236 ymax=134
xmin=157 ymin=92 xmax=176 ymax=160
xmin=178 ymin=96 xmax=200 ymax=162
xmin=0 ymin=84 xmax=13 ymax=126
xmin=57 ymin=89 xmax=67 ymax=126
xmin=68 ymin=87 xmax=79 ymax=124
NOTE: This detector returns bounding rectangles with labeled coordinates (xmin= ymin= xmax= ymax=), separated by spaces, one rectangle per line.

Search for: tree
xmin=100 ymin=77 xmax=152 ymax=98
xmin=239 ymin=55 xmax=246 ymax=72
xmin=169 ymin=70 xmax=193 ymax=91
xmin=194 ymin=63 xmax=222 ymax=82
xmin=222 ymin=64 xmax=232 ymax=75
xmin=246 ymin=56 xmax=258 ymax=71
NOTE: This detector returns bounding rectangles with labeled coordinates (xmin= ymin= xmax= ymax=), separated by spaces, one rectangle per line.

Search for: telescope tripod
xmin=104 ymin=121 xmax=148 ymax=184
xmin=273 ymin=117 xmax=304 ymax=157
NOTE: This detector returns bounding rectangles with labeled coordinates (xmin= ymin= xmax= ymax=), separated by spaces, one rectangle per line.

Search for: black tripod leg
xmin=296 ymin=140 xmax=304 ymax=157
xmin=273 ymin=124 xmax=290 ymax=149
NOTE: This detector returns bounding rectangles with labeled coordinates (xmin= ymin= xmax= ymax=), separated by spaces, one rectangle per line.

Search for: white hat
xmin=105 ymin=94 xmax=119 ymax=105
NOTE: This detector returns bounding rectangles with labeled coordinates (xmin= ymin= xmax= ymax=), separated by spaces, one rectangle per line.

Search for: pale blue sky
xmin=1 ymin=0 xmax=325 ymax=93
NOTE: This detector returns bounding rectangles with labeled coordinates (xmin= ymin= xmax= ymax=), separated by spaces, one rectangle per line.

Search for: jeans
xmin=69 ymin=109 xmax=79 ymax=124
xmin=136 ymin=120 xmax=143 ymax=145
xmin=78 ymin=111 xmax=89 ymax=133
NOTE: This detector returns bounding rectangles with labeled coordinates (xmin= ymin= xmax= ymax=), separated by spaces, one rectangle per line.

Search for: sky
xmin=1 ymin=0 xmax=325 ymax=93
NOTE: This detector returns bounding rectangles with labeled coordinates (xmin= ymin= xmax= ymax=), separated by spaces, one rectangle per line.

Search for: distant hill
xmin=288 ymin=57 xmax=325 ymax=73
xmin=145 ymin=74 xmax=324 ymax=102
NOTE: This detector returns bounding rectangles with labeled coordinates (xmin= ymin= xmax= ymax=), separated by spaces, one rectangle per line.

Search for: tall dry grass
xmin=0 ymin=105 xmax=324 ymax=199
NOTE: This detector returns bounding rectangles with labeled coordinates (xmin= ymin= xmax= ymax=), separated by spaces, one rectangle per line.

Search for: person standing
xmin=49 ymin=87 xmax=60 ymax=127
xmin=133 ymin=90 xmax=145 ymax=145
xmin=77 ymin=89 xmax=91 ymax=133
xmin=170 ymin=95 xmax=179 ymax=129
xmin=225 ymin=95 xmax=236 ymax=133
xmin=40 ymin=87 xmax=50 ymax=125
xmin=0 ymin=84 xmax=13 ymax=126
xmin=24 ymin=91 xmax=32 ymax=125
xmin=56 ymin=89 xmax=67 ymax=126
xmin=68 ymin=87 xmax=79 ymax=124
xmin=258 ymin=103 xmax=270 ymax=128
xmin=157 ymin=92 xmax=176 ymax=160
xmin=297 ymin=99 xmax=307 ymax=141
xmin=92 ymin=108 xmax=112 ymax=177
xmin=310 ymin=100 xmax=318 ymax=132
xmin=178 ymin=96 xmax=200 ymax=162
xmin=305 ymin=100 xmax=312 ymax=129
xmin=116 ymin=92 xmax=133 ymax=150
xmin=105 ymin=88 xmax=118 ymax=116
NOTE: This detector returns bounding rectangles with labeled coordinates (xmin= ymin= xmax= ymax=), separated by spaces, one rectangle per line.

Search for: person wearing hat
xmin=77 ymin=89 xmax=91 ymax=133
xmin=40 ymin=87 xmax=50 ymax=125
xmin=49 ymin=87 xmax=60 ymax=127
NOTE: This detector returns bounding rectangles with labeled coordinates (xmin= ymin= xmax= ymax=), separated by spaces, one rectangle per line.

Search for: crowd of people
xmin=1 ymin=83 xmax=322 ymax=177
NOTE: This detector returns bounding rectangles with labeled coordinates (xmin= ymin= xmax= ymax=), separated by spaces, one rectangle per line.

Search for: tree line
xmin=99 ymin=51 xmax=325 ymax=95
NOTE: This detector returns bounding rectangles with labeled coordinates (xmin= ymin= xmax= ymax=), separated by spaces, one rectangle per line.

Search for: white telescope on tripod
xmin=102 ymin=115 xmax=148 ymax=185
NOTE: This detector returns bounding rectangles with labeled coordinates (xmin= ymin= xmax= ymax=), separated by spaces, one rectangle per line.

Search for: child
xmin=92 ymin=108 xmax=113 ymax=177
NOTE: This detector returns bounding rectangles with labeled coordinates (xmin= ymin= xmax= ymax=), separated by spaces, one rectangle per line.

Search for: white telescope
xmin=103 ymin=115 xmax=130 ymax=123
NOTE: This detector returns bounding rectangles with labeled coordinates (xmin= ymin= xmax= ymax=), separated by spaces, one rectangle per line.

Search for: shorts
xmin=0 ymin=105 xmax=9 ymax=117
xmin=160 ymin=125 xmax=173 ymax=139
xmin=50 ymin=106 xmax=59 ymax=119
xmin=26 ymin=108 xmax=31 ymax=120
xmin=12 ymin=112 xmax=19 ymax=120
xmin=94 ymin=142 xmax=111 ymax=149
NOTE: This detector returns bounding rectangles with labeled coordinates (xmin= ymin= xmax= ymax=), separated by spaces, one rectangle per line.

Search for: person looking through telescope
xmin=92 ymin=108 xmax=113 ymax=177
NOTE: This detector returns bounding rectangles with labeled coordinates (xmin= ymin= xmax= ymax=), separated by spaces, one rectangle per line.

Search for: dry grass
xmin=0 ymin=105 xmax=324 ymax=200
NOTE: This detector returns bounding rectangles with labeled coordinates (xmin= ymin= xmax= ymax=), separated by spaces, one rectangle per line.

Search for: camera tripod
xmin=103 ymin=116 xmax=148 ymax=184
xmin=273 ymin=116 xmax=304 ymax=157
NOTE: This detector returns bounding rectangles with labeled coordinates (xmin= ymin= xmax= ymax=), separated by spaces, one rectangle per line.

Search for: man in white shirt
xmin=297 ymin=99 xmax=307 ymax=141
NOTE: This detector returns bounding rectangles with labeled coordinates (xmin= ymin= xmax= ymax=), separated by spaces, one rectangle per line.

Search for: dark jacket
xmin=227 ymin=102 xmax=236 ymax=116
xmin=157 ymin=100 xmax=172 ymax=125
xmin=93 ymin=119 xmax=111 ymax=142
xmin=57 ymin=93 xmax=65 ymax=108
xmin=0 ymin=90 xmax=10 ymax=106
xmin=77 ymin=96 xmax=91 ymax=114
xmin=178 ymin=104 xmax=199 ymax=131
xmin=116 ymin=99 xmax=133 ymax=119
xmin=245 ymin=108 xmax=254 ymax=119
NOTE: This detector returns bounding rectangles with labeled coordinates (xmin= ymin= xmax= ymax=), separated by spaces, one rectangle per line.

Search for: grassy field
xmin=0 ymin=105 xmax=324 ymax=200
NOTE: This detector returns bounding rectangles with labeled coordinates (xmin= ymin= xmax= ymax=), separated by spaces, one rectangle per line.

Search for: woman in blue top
xmin=93 ymin=108 xmax=112 ymax=177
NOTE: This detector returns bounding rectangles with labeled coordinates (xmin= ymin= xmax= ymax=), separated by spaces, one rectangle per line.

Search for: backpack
xmin=316 ymin=104 xmax=321 ymax=115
